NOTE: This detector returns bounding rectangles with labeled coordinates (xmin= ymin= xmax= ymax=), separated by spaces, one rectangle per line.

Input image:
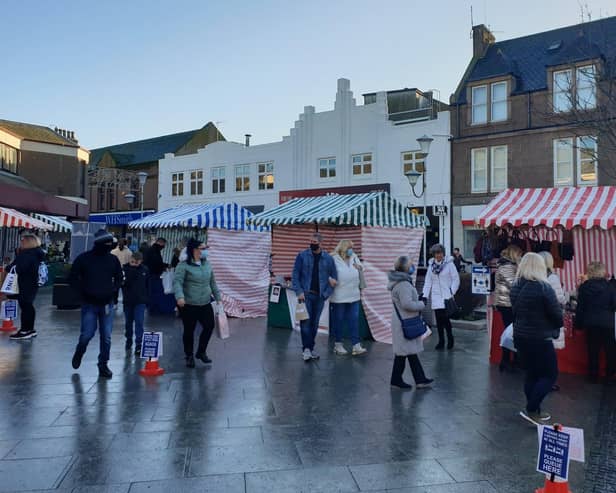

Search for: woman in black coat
xmin=9 ymin=234 xmax=45 ymax=340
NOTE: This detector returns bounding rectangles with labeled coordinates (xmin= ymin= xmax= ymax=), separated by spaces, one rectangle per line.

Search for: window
xmin=190 ymin=170 xmax=203 ymax=195
xmin=491 ymin=82 xmax=508 ymax=122
xmin=577 ymin=136 xmax=597 ymax=185
xmin=212 ymin=166 xmax=225 ymax=194
xmin=471 ymin=85 xmax=487 ymax=124
xmin=401 ymin=151 xmax=426 ymax=174
xmin=471 ymin=148 xmax=488 ymax=193
xmin=0 ymin=143 xmax=18 ymax=173
xmin=172 ymin=172 xmax=184 ymax=196
xmin=319 ymin=158 xmax=336 ymax=179
xmin=352 ymin=153 xmax=372 ymax=176
xmin=554 ymin=138 xmax=574 ymax=186
xmin=490 ymin=146 xmax=508 ymax=191
xmin=577 ymin=65 xmax=596 ymax=110
xmin=553 ymin=70 xmax=573 ymax=113
xmin=235 ymin=164 xmax=250 ymax=192
xmin=258 ymin=162 xmax=274 ymax=190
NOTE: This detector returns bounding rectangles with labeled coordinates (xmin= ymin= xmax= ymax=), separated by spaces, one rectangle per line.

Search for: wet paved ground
xmin=0 ymin=289 xmax=607 ymax=492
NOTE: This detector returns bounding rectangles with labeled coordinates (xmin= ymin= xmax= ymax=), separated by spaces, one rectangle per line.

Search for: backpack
xmin=37 ymin=262 xmax=49 ymax=287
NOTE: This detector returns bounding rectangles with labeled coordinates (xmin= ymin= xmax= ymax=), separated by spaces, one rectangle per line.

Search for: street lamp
xmin=137 ymin=172 xmax=148 ymax=244
xmin=124 ymin=193 xmax=135 ymax=207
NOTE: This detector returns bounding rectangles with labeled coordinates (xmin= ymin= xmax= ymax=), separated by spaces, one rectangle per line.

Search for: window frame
xmin=576 ymin=136 xmax=598 ymax=186
xmin=490 ymin=145 xmax=508 ymax=192
xmin=553 ymin=69 xmax=574 ymax=113
xmin=490 ymin=81 xmax=508 ymax=122
xmin=401 ymin=151 xmax=426 ymax=175
xmin=553 ymin=138 xmax=574 ymax=187
xmin=470 ymin=147 xmax=488 ymax=193
xmin=318 ymin=157 xmax=336 ymax=180
xmin=351 ymin=153 xmax=373 ymax=177
xmin=576 ymin=65 xmax=596 ymax=110
xmin=471 ymin=85 xmax=488 ymax=125
xmin=171 ymin=172 xmax=184 ymax=197
xmin=0 ymin=142 xmax=19 ymax=174
xmin=257 ymin=162 xmax=274 ymax=191
xmin=235 ymin=164 xmax=251 ymax=192
xmin=189 ymin=169 xmax=203 ymax=196
xmin=211 ymin=166 xmax=226 ymax=194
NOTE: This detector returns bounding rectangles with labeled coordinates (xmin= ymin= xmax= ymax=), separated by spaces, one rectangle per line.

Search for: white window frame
xmin=553 ymin=69 xmax=573 ymax=113
xmin=553 ymin=138 xmax=574 ymax=187
xmin=576 ymin=65 xmax=596 ymax=110
xmin=471 ymin=85 xmax=488 ymax=124
xmin=318 ymin=157 xmax=336 ymax=180
xmin=189 ymin=169 xmax=203 ymax=196
xmin=401 ymin=151 xmax=426 ymax=175
xmin=471 ymin=148 xmax=488 ymax=193
xmin=235 ymin=164 xmax=251 ymax=192
xmin=171 ymin=172 xmax=184 ymax=197
xmin=351 ymin=153 xmax=373 ymax=177
xmin=490 ymin=81 xmax=508 ymax=122
xmin=576 ymin=136 xmax=598 ymax=186
xmin=257 ymin=162 xmax=274 ymax=190
xmin=490 ymin=145 xmax=508 ymax=192
xmin=211 ymin=166 xmax=225 ymax=194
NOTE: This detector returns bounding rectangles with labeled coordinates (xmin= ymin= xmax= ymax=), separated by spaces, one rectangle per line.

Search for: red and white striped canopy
xmin=0 ymin=207 xmax=53 ymax=230
xmin=466 ymin=186 xmax=616 ymax=230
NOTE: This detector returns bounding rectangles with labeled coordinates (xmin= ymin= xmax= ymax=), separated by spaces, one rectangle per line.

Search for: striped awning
xmin=128 ymin=203 xmax=267 ymax=231
xmin=247 ymin=192 xmax=427 ymax=228
xmin=0 ymin=207 xmax=53 ymax=230
xmin=31 ymin=213 xmax=72 ymax=233
xmin=464 ymin=186 xmax=616 ymax=230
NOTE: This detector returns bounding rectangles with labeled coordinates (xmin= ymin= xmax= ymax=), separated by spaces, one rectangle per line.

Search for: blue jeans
xmin=124 ymin=304 xmax=145 ymax=346
xmin=330 ymin=301 xmax=360 ymax=345
xmin=300 ymin=293 xmax=325 ymax=351
xmin=77 ymin=304 xmax=114 ymax=364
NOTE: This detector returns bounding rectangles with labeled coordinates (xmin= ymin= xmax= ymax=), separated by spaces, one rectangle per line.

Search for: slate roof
xmin=0 ymin=119 xmax=77 ymax=146
xmin=456 ymin=16 xmax=616 ymax=104
xmin=89 ymin=129 xmax=199 ymax=168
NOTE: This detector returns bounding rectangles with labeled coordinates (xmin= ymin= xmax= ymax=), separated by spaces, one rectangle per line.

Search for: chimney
xmin=472 ymin=24 xmax=495 ymax=58
xmin=245 ymin=134 xmax=251 ymax=147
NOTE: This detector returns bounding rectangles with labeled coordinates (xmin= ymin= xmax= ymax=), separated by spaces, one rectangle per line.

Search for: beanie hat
xmin=94 ymin=229 xmax=114 ymax=245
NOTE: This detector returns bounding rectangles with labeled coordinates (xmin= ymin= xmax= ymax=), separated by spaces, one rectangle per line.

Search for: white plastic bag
xmin=421 ymin=327 xmax=432 ymax=341
xmin=553 ymin=327 xmax=566 ymax=350
xmin=1 ymin=267 xmax=19 ymax=295
xmin=161 ymin=270 xmax=174 ymax=295
xmin=215 ymin=304 xmax=230 ymax=339
xmin=295 ymin=301 xmax=309 ymax=321
xmin=499 ymin=324 xmax=517 ymax=352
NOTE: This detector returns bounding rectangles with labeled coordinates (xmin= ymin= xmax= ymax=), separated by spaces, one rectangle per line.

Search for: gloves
xmin=419 ymin=296 xmax=428 ymax=304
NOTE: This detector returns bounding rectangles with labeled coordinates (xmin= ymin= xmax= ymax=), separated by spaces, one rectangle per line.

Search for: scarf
xmin=431 ymin=259 xmax=445 ymax=275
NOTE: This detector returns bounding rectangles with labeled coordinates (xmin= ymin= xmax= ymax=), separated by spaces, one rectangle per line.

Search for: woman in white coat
xmin=388 ymin=255 xmax=434 ymax=389
xmin=422 ymin=244 xmax=460 ymax=350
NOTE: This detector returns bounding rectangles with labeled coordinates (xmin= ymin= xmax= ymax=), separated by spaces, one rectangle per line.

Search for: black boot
xmin=435 ymin=325 xmax=445 ymax=350
xmin=390 ymin=356 xmax=412 ymax=389
xmin=446 ymin=326 xmax=454 ymax=350
xmin=72 ymin=346 xmax=85 ymax=369
xmin=97 ymin=363 xmax=113 ymax=379
xmin=195 ymin=352 xmax=212 ymax=364
xmin=186 ymin=355 xmax=195 ymax=368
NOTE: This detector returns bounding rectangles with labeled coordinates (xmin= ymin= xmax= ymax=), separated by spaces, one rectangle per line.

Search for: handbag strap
xmin=392 ymin=281 xmax=415 ymax=323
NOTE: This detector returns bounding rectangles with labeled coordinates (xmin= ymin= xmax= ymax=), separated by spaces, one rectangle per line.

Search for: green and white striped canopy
xmin=247 ymin=192 xmax=427 ymax=228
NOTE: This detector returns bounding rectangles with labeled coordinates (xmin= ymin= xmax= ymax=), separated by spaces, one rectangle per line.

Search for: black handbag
xmin=445 ymin=296 xmax=460 ymax=318
xmin=393 ymin=303 xmax=427 ymax=340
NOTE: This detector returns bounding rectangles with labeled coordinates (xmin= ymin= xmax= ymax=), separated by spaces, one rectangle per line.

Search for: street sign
xmin=141 ymin=332 xmax=163 ymax=359
xmin=1 ymin=300 xmax=18 ymax=320
xmin=537 ymin=427 xmax=571 ymax=481
xmin=433 ymin=205 xmax=447 ymax=216
xmin=471 ymin=266 xmax=491 ymax=294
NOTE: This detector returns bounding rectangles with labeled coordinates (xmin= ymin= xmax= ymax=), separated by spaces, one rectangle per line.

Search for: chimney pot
xmin=245 ymin=134 xmax=252 ymax=147
xmin=472 ymin=24 xmax=495 ymax=58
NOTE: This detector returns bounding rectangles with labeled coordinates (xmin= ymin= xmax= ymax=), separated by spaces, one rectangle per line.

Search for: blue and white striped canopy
xmin=128 ymin=203 xmax=267 ymax=231
xmin=247 ymin=192 xmax=427 ymax=228
xmin=31 ymin=213 xmax=72 ymax=233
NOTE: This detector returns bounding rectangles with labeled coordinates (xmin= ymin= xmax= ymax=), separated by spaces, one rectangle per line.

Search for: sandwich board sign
xmin=472 ymin=265 xmax=491 ymax=295
xmin=537 ymin=427 xmax=571 ymax=481
xmin=141 ymin=332 xmax=163 ymax=359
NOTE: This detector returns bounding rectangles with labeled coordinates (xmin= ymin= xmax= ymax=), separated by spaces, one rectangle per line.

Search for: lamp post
xmin=405 ymin=134 xmax=433 ymax=266
xmin=137 ymin=172 xmax=148 ymax=244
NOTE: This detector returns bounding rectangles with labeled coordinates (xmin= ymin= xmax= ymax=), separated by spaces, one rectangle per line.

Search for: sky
xmin=3 ymin=0 xmax=615 ymax=150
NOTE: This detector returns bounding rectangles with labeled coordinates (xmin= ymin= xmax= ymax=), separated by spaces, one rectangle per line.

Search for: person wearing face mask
xmin=69 ymin=229 xmax=123 ymax=378
xmin=173 ymin=238 xmax=222 ymax=368
xmin=292 ymin=232 xmax=338 ymax=362
xmin=422 ymin=244 xmax=460 ymax=350
xmin=329 ymin=239 xmax=367 ymax=356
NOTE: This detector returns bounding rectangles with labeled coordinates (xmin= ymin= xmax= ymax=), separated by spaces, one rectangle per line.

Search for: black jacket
xmin=576 ymin=279 xmax=616 ymax=331
xmin=69 ymin=246 xmax=123 ymax=305
xmin=122 ymin=264 xmax=149 ymax=305
xmin=510 ymin=278 xmax=563 ymax=342
xmin=11 ymin=247 xmax=45 ymax=303
xmin=144 ymin=244 xmax=166 ymax=277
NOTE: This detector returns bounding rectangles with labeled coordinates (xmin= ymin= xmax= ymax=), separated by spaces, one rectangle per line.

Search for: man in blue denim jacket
xmin=292 ymin=232 xmax=338 ymax=361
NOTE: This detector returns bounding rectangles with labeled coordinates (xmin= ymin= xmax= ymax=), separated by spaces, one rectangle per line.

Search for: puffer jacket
xmin=494 ymin=257 xmax=517 ymax=307
xmin=510 ymin=278 xmax=563 ymax=342
xmin=422 ymin=256 xmax=460 ymax=310
xmin=173 ymin=259 xmax=221 ymax=306
xmin=388 ymin=271 xmax=425 ymax=356
xmin=576 ymin=278 xmax=616 ymax=330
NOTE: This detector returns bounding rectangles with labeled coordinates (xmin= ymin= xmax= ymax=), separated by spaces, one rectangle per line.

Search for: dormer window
xmin=491 ymin=82 xmax=508 ymax=121
xmin=471 ymin=86 xmax=487 ymax=124
xmin=471 ymin=81 xmax=508 ymax=124
xmin=553 ymin=64 xmax=596 ymax=113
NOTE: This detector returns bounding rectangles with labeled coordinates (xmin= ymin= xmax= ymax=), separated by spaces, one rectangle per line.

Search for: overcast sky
xmin=3 ymin=0 xmax=614 ymax=150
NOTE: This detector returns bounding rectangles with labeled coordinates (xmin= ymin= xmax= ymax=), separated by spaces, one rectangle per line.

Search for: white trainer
xmin=352 ymin=343 xmax=367 ymax=355
xmin=302 ymin=349 xmax=312 ymax=361
xmin=333 ymin=343 xmax=348 ymax=355
xmin=310 ymin=350 xmax=320 ymax=360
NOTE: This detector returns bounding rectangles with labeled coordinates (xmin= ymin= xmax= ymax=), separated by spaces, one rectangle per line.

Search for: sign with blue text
xmin=471 ymin=266 xmax=491 ymax=294
xmin=1 ymin=300 xmax=18 ymax=320
xmin=537 ymin=427 xmax=570 ymax=481
xmin=141 ymin=332 xmax=163 ymax=359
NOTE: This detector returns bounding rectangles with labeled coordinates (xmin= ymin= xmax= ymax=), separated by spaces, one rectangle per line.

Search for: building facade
xmin=159 ymin=79 xmax=452 ymax=255
xmin=450 ymin=18 xmax=616 ymax=256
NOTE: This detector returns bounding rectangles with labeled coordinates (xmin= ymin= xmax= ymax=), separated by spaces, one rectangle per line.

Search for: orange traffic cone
xmin=535 ymin=478 xmax=572 ymax=493
xmin=0 ymin=319 xmax=16 ymax=332
xmin=139 ymin=358 xmax=165 ymax=377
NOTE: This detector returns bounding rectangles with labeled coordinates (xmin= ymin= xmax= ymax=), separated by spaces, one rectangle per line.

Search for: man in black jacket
xmin=69 ymin=229 xmax=123 ymax=378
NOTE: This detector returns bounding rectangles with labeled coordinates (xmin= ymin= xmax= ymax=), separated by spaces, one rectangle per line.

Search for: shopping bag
xmin=553 ymin=327 xmax=566 ymax=350
xmin=1 ymin=267 xmax=19 ymax=295
xmin=295 ymin=301 xmax=309 ymax=321
xmin=161 ymin=270 xmax=174 ymax=295
xmin=216 ymin=308 xmax=230 ymax=339
xmin=421 ymin=327 xmax=432 ymax=341
xmin=499 ymin=324 xmax=517 ymax=352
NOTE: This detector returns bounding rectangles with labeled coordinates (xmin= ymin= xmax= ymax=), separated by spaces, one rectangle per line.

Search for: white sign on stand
xmin=472 ymin=266 xmax=491 ymax=295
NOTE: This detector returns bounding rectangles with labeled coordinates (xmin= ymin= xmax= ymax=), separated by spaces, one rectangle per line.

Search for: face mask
xmin=200 ymin=249 xmax=208 ymax=260
xmin=408 ymin=265 xmax=416 ymax=275
xmin=310 ymin=243 xmax=319 ymax=252
xmin=346 ymin=248 xmax=354 ymax=257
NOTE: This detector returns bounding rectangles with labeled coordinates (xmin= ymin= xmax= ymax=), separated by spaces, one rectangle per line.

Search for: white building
xmin=159 ymin=78 xmax=452 ymax=255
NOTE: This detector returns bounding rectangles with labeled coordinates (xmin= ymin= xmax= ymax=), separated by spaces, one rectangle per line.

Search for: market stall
xmin=247 ymin=192 xmax=426 ymax=343
xmin=31 ymin=213 xmax=73 ymax=285
xmin=129 ymin=202 xmax=271 ymax=318
xmin=464 ymin=186 xmax=616 ymax=375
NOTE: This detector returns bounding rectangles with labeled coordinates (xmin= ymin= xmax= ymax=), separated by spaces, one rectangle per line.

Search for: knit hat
xmin=93 ymin=229 xmax=114 ymax=245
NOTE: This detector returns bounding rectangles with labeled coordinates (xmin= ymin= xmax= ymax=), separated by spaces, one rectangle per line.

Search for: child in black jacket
xmin=123 ymin=252 xmax=149 ymax=355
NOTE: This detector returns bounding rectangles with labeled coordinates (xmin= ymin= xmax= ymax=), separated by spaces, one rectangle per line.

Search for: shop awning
xmin=128 ymin=203 xmax=266 ymax=231
xmin=0 ymin=207 xmax=53 ymax=230
xmin=463 ymin=186 xmax=616 ymax=229
xmin=247 ymin=192 xmax=427 ymax=228
xmin=89 ymin=210 xmax=155 ymax=226
xmin=30 ymin=213 xmax=72 ymax=233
